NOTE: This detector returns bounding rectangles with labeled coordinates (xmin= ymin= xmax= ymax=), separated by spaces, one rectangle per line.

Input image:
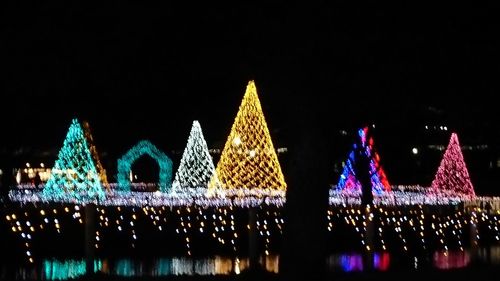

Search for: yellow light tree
xmin=83 ymin=121 xmax=109 ymax=187
xmin=210 ymin=80 xmax=287 ymax=192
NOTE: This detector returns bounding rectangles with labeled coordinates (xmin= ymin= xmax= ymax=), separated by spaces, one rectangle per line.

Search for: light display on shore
xmin=7 ymin=199 xmax=498 ymax=264
xmin=117 ymin=140 xmax=173 ymax=193
xmin=11 ymin=187 xmax=286 ymax=207
xmin=210 ymin=80 xmax=287 ymax=192
xmin=430 ymin=133 xmax=476 ymax=198
xmin=172 ymin=121 xmax=220 ymax=192
xmin=337 ymin=127 xmax=390 ymax=195
xmin=42 ymin=119 xmax=105 ymax=202
xmin=83 ymin=121 xmax=109 ymax=187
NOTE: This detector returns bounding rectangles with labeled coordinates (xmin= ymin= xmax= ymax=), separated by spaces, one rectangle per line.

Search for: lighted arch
xmin=117 ymin=140 xmax=173 ymax=192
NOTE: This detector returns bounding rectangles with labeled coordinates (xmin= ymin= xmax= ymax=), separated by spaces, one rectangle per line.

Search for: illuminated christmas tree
xmin=83 ymin=121 xmax=109 ymax=187
xmin=43 ymin=119 xmax=105 ymax=201
xmin=430 ymin=133 xmax=475 ymax=197
xmin=172 ymin=120 xmax=220 ymax=191
xmin=337 ymin=127 xmax=390 ymax=195
xmin=210 ymin=80 xmax=286 ymax=192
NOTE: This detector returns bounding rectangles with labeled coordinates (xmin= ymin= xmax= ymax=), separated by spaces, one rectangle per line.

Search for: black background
xmin=1 ymin=3 xmax=499 ymax=192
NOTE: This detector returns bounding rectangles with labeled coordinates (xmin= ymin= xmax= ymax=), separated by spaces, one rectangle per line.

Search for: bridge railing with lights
xmin=8 ymin=183 xmax=286 ymax=208
xmin=11 ymin=182 xmax=493 ymax=209
xmin=329 ymin=185 xmax=484 ymax=207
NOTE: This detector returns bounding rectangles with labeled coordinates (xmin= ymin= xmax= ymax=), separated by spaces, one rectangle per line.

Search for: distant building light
xmin=16 ymin=170 xmax=21 ymax=184
xmin=428 ymin=144 xmax=488 ymax=151
xmin=208 ymin=149 xmax=221 ymax=154
xmin=277 ymin=147 xmax=288 ymax=153
xmin=412 ymin=148 xmax=419 ymax=155
xmin=26 ymin=163 xmax=30 ymax=168
xmin=40 ymin=163 xmax=45 ymax=168
xmin=462 ymin=145 xmax=488 ymax=151
xmin=428 ymin=145 xmax=446 ymax=151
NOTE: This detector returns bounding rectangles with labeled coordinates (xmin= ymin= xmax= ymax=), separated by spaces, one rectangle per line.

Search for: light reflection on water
xmin=477 ymin=246 xmax=500 ymax=265
xmin=327 ymin=252 xmax=390 ymax=272
xmin=40 ymin=255 xmax=278 ymax=280
xmin=43 ymin=259 xmax=88 ymax=280
xmin=433 ymin=250 xmax=470 ymax=270
xmin=3 ymin=248 xmax=500 ymax=280
xmin=374 ymin=252 xmax=391 ymax=271
xmin=327 ymin=246 xmax=500 ymax=272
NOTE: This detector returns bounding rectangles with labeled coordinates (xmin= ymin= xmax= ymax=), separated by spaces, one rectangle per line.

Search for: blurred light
xmin=249 ymin=150 xmax=256 ymax=157
xmin=233 ymin=136 xmax=241 ymax=146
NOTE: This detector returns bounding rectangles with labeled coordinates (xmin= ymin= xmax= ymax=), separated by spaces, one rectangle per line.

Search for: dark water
xmin=2 ymin=247 xmax=500 ymax=280
xmin=328 ymin=247 xmax=500 ymax=272
xmin=1 ymin=256 xmax=278 ymax=280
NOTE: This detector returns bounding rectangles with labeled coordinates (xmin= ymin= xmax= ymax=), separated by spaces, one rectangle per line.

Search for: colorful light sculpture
xmin=337 ymin=127 xmax=390 ymax=195
xmin=430 ymin=133 xmax=475 ymax=198
xmin=117 ymin=140 xmax=173 ymax=192
xmin=210 ymin=80 xmax=286 ymax=192
xmin=42 ymin=119 xmax=105 ymax=201
xmin=172 ymin=121 xmax=220 ymax=192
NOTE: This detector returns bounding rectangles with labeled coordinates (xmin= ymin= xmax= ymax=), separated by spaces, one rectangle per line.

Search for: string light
xmin=179 ymin=207 xmax=192 ymax=255
xmin=129 ymin=208 xmax=137 ymax=248
xmin=210 ymin=80 xmax=287 ymax=192
xmin=326 ymin=205 xmax=481 ymax=253
xmin=329 ymin=185 xmax=471 ymax=206
xmin=10 ymin=188 xmax=285 ymax=207
xmin=117 ymin=140 xmax=173 ymax=192
xmin=230 ymin=207 xmax=238 ymax=253
xmin=8 ymin=201 xmax=499 ymax=264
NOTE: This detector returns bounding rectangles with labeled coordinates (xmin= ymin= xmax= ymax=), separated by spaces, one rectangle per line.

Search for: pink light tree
xmin=430 ymin=132 xmax=476 ymax=198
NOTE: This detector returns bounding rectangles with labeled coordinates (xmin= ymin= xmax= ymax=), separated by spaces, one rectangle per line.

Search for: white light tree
xmin=172 ymin=121 xmax=220 ymax=192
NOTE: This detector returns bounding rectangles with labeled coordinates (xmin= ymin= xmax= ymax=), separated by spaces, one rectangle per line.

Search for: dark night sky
xmin=1 ymin=4 xmax=500 ymax=190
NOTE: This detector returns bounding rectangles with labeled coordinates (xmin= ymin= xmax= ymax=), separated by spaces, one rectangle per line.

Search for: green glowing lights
xmin=117 ymin=140 xmax=173 ymax=192
xmin=43 ymin=119 xmax=105 ymax=202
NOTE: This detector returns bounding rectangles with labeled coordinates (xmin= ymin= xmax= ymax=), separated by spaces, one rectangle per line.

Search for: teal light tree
xmin=172 ymin=121 xmax=220 ymax=192
xmin=43 ymin=119 xmax=105 ymax=202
